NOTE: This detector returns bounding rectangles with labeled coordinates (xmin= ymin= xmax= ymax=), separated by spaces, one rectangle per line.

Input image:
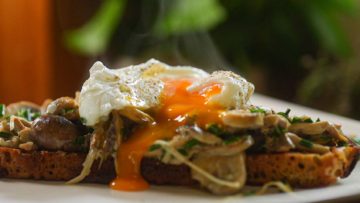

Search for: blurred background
xmin=1 ymin=0 xmax=360 ymax=119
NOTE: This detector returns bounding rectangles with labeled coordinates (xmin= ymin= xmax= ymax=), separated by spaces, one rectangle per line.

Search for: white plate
xmin=1 ymin=94 xmax=360 ymax=203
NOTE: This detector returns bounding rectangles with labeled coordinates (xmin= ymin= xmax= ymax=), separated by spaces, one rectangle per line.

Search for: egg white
xmin=79 ymin=59 xmax=254 ymax=126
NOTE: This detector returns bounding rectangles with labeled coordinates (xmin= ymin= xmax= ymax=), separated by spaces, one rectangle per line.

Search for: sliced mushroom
xmin=192 ymin=152 xmax=247 ymax=195
xmin=176 ymin=125 xmax=222 ymax=145
xmin=289 ymin=121 xmax=349 ymax=144
xmin=264 ymin=114 xmax=290 ymax=129
xmin=117 ymin=107 xmax=154 ymax=123
xmin=289 ymin=121 xmax=329 ymax=135
xmin=46 ymin=97 xmax=79 ymax=121
xmin=326 ymin=124 xmax=349 ymax=143
xmin=201 ymin=136 xmax=253 ymax=156
xmin=6 ymin=101 xmax=40 ymax=115
xmin=264 ymin=132 xmax=295 ymax=152
xmin=9 ymin=116 xmax=31 ymax=132
xmin=287 ymin=132 xmax=330 ymax=154
xmin=221 ymin=110 xmax=264 ymax=129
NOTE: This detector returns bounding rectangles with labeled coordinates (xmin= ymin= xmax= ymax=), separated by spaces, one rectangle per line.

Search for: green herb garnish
xmin=206 ymin=123 xmax=223 ymax=136
xmin=177 ymin=148 xmax=188 ymax=156
xmin=80 ymin=117 xmax=87 ymax=124
xmin=319 ymin=134 xmax=332 ymax=143
xmin=0 ymin=104 xmax=5 ymax=118
xmin=278 ymin=108 xmax=291 ymax=118
xmin=316 ymin=118 xmax=321 ymax=122
xmin=250 ymin=107 xmax=267 ymax=114
xmin=206 ymin=123 xmax=232 ymax=140
xmin=182 ymin=139 xmax=200 ymax=150
xmin=224 ymin=136 xmax=241 ymax=145
xmin=291 ymin=117 xmax=302 ymax=124
xmin=338 ymin=140 xmax=349 ymax=147
xmin=62 ymin=108 xmax=75 ymax=114
xmin=16 ymin=108 xmax=40 ymax=121
xmin=299 ymin=139 xmax=313 ymax=148
xmin=0 ymin=132 xmax=11 ymax=139
xmin=291 ymin=117 xmax=313 ymax=124
xmin=148 ymin=144 xmax=162 ymax=152
xmin=271 ymin=126 xmax=285 ymax=137
xmin=303 ymin=118 xmax=313 ymax=123
xmin=73 ymin=136 xmax=85 ymax=146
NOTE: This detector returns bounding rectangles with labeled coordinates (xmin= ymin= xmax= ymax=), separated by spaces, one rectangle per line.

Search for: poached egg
xmin=78 ymin=59 xmax=254 ymax=191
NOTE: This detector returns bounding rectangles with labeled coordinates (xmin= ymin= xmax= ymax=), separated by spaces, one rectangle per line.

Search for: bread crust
xmin=0 ymin=146 xmax=358 ymax=188
xmin=141 ymin=147 xmax=359 ymax=188
xmin=0 ymin=147 xmax=115 ymax=183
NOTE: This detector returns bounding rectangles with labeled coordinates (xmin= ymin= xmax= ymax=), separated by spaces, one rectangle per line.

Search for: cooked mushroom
xmin=264 ymin=114 xmax=290 ymax=129
xmin=46 ymin=97 xmax=79 ymax=121
xmin=9 ymin=116 xmax=31 ymax=132
xmin=264 ymin=132 xmax=295 ymax=152
xmin=6 ymin=101 xmax=40 ymax=115
xmin=118 ymin=107 xmax=154 ymax=123
xmin=30 ymin=115 xmax=80 ymax=151
xmin=287 ymin=132 xmax=330 ymax=154
xmin=201 ymin=136 xmax=253 ymax=156
xmin=326 ymin=124 xmax=349 ymax=143
xmin=289 ymin=121 xmax=329 ymax=135
xmin=176 ymin=125 xmax=222 ymax=145
xmin=190 ymin=137 xmax=252 ymax=195
xmin=192 ymin=152 xmax=247 ymax=195
xmin=221 ymin=110 xmax=264 ymax=129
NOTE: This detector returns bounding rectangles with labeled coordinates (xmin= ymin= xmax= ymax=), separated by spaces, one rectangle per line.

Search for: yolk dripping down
xmin=110 ymin=79 xmax=224 ymax=191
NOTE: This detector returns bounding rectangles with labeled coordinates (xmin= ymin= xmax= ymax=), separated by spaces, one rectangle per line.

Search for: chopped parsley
xmin=338 ymin=140 xmax=349 ymax=147
xmin=182 ymin=139 xmax=200 ymax=150
xmin=319 ymin=134 xmax=332 ymax=143
xmin=299 ymin=139 xmax=313 ymax=148
xmin=277 ymin=108 xmax=291 ymax=119
xmin=250 ymin=107 xmax=267 ymax=114
xmin=177 ymin=148 xmax=188 ymax=156
xmin=73 ymin=136 xmax=85 ymax=146
xmin=316 ymin=118 xmax=321 ymax=122
xmin=0 ymin=132 xmax=11 ymax=139
xmin=206 ymin=124 xmax=232 ymax=140
xmin=16 ymin=108 xmax=41 ymax=121
xmin=176 ymin=139 xmax=201 ymax=156
xmin=271 ymin=126 xmax=286 ymax=137
xmin=62 ymin=108 xmax=75 ymax=114
xmin=303 ymin=118 xmax=313 ymax=123
xmin=224 ymin=136 xmax=241 ymax=145
xmin=148 ymin=144 xmax=162 ymax=152
xmin=0 ymin=104 xmax=5 ymax=118
xmin=291 ymin=117 xmax=313 ymax=124
xmin=80 ymin=117 xmax=87 ymax=124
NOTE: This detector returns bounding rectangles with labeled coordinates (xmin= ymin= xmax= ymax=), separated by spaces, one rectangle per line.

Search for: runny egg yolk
xmin=110 ymin=79 xmax=224 ymax=191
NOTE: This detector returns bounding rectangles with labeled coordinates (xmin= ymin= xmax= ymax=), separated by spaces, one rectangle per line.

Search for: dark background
xmin=1 ymin=0 xmax=360 ymax=119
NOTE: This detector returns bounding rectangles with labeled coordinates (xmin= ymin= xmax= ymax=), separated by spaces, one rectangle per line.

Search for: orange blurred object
xmin=0 ymin=0 xmax=52 ymax=104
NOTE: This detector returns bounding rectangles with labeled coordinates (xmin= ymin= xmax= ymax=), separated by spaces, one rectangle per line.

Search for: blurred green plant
xmin=65 ymin=0 xmax=226 ymax=56
xmin=65 ymin=0 xmax=126 ymax=55
xmin=154 ymin=0 xmax=226 ymax=36
xmin=64 ymin=0 xmax=360 ymax=117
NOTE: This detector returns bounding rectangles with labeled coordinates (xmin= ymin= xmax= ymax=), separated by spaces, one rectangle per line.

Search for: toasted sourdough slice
xmin=0 ymin=146 xmax=358 ymax=188
xmin=0 ymin=147 xmax=115 ymax=183
xmin=141 ymin=147 xmax=359 ymax=188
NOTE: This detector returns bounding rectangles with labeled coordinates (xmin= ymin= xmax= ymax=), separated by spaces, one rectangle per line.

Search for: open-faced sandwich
xmin=0 ymin=59 xmax=358 ymax=195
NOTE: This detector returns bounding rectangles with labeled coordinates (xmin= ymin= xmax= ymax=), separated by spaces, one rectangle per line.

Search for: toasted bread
xmin=0 ymin=147 xmax=115 ymax=183
xmin=0 ymin=146 xmax=357 ymax=189
xmin=141 ymin=147 xmax=359 ymax=188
